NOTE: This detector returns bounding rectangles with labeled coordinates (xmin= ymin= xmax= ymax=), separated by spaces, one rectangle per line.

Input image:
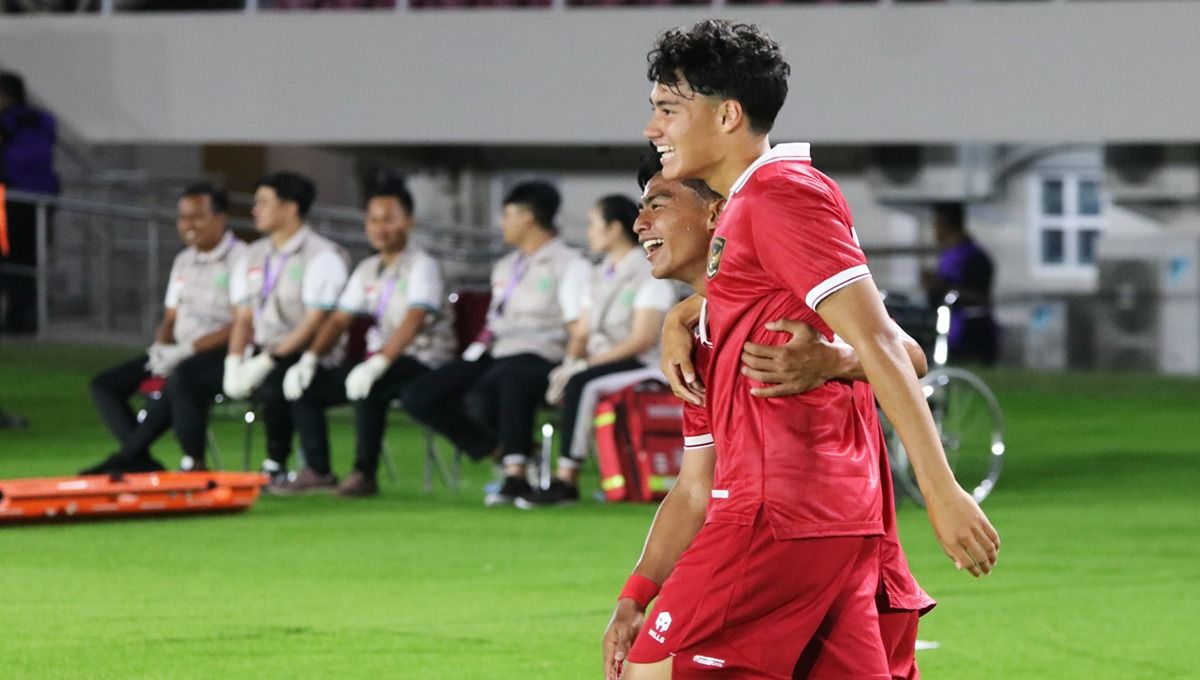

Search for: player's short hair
xmin=256 ymin=172 xmax=317 ymax=218
xmin=0 ymin=71 xmax=26 ymax=107
xmin=596 ymin=194 xmax=640 ymax=245
xmin=636 ymin=151 xmax=722 ymax=204
xmin=180 ymin=182 xmax=228 ymax=214
xmin=932 ymin=202 xmax=966 ymax=233
xmin=368 ymin=179 xmax=415 ymax=217
xmin=503 ymin=181 xmax=561 ymax=232
xmin=647 ymin=19 xmax=790 ymax=136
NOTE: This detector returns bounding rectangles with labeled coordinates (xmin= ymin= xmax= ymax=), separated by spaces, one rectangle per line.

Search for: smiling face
xmin=176 ymin=194 xmax=226 ymax=251
xmin=634 ymin=173 xmax=720 ymax=291
xmin=644 ymin=78 xmax=726 ymax=185
xmin=364 ymin=196 xmax=413 ymax=255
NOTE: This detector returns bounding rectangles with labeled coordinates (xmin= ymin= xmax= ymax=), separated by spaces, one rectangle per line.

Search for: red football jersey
xmin=703 ymin=143 xmax=883 ymax=540
xmin=681 ymin=315 xmax=714 ymax=453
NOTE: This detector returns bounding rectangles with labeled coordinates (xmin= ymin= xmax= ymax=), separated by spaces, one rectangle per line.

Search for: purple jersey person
xmin=922 ymin=202 xmax=998 ymax=365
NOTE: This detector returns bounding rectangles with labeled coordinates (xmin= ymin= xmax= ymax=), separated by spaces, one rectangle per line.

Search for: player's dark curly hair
xmin=637 ymin=150 xmax=722 ymax=203
xmin=647 ymin=19 xmax=790 ymax=135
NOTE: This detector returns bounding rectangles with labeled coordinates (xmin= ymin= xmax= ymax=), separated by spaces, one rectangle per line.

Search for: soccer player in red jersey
xmin=605 ymin=156 xmax=935 ymax=680
xmin=615 ymin=20 xmax=1000 ymax=679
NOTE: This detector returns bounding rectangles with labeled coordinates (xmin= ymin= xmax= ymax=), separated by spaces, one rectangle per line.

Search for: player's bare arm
xmin=376 ymin=307 xmax=428 ymax=361
xmin=817 ymin=277 xmax=1000 ymax=577
xmin=659 ymin=294 xmax=705 ymax=405
xmin=741 ymin=318 xmax=927 ymax=398
xmin=603 ymin=445 xmax=714 ymax=680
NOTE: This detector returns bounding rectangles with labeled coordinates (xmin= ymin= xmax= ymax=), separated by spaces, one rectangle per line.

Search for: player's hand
xmin=345 ymin=354 xmax=390 ymax=401
xmin=149 ymin=342 xmax=194 ymax=377
xmin=925 ymin=484 xmax=1001 ymax=577
xmin=660 ymin=316 xmax=704 ymax=407
xmin=545 ymin=357 xmax=588 ymax=406
xmin=222 ymin=355 xmax=251 ymax=400
xmin=240 ymin=352 xmax=276 ymax=394
xmin=603 ymin=598 xmax=646 ymax=680
xmin=282 ymin=352 xmax=318 ymax=401
xmin=741 ymin=318 xmax=838 ymax=397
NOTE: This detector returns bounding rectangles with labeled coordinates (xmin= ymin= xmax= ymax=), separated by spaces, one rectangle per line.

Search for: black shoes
xmin=484 ymin=475 xmax=533 ymax=507
xmin=79 ymin=452 xmax=166 ymax=476
xmin=514 ymin=479 xmax=581 ymax=510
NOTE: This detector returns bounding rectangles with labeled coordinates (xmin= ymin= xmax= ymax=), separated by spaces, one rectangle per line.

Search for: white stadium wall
xmin=2 ymin=2 xmax=1199 ymax=145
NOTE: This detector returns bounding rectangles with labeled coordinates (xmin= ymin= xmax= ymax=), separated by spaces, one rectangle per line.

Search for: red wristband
xmin=618 ymin=574 xmax=660 ymax=610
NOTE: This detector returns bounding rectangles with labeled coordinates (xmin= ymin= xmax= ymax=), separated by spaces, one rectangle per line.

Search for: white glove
xmin=544 ymin=357 xmax=589 ymax=406
xmin=283 ymin=351 xmax=319 ymax=401
xmin=222 ymin=355 xmax=249 ymax=399
xmin=240 ymin=352 xmax=277 ymax=395
xmin=462 ymin=341 xmax=488 ymax=362
xmin=345 ymin=354 xmax=391 ymax=401
xmin=148 ymin=342 xmax=194 ymax=377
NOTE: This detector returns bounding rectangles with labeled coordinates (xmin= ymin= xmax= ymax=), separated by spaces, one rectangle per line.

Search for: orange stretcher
xmin=0 ymin=471 xmax=268 ymax=524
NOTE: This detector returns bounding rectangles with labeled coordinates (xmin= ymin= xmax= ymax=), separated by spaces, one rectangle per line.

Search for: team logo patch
xmin=649 ymin=611 xmax=672 ymax=644
xmin=707 ymin=237 xmax=726 ymax=279
xmin=655 ymin=611 xmax=672 ymax=632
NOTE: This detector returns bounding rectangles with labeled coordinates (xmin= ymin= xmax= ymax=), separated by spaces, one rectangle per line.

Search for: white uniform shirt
xmin=338 ymin=246 xmax=457 ymax=368
xmin=487 ymin=237 xmax=589 ymax=362
xmin=582 ymin=248 xmax=677 ymax=366
xmin=230 ymin=225 xmax=349 ymax=363
xmin=164 ymin=232 xmax=246 ymax=347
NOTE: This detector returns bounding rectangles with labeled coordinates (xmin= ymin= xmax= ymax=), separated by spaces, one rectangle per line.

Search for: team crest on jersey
xmin=707 ymin=237 xmax=726 ymax=279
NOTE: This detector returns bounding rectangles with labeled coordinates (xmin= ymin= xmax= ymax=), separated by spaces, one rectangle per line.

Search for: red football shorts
xmin=627 ymin=511 xmax=889 ymax=679
xmin=877 ymin=606 xmax=921 ymax=680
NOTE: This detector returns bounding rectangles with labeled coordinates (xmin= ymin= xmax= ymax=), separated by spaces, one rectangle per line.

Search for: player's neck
xmin=270 ymin=221 xmax=302 ymax=248
xmin=608 ymin=239 xmax=635 ymax=263
xmin=683 ymin=264 xmax=707 ymax=296
xmin=519 ymin=228 xmax=554 ymax=255
xmin=707 ymin=136 xmax=772 ymax=197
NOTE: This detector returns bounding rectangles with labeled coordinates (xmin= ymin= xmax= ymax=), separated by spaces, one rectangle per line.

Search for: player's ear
xmin=717 ymin=100 xmax=744 ymax=133
xmin=707 ymin=198 xmax=727 ymax=232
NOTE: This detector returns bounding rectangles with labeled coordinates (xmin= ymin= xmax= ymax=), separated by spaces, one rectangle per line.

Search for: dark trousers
xmin=252 ymin=356 xmax=300 ymax=466
xmin=291 ymin=357 xmax=430 ymax=477
xmin=558 ymin=359 xmax=645 ymax=465
xmin=163 ymin=349 xmax=230 ymax=461
xmin=0 ymin=201 xmax=39 ymax=335
xmin=401 ymin=353 xmax=555 ymax=464
xmin=90 ymin=349 xmax=226 ymax=461
xmin=89 ymin=354 xmax=156 ymax=457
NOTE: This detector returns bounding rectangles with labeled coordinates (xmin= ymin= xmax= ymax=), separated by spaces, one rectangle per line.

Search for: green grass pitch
xmin=1 ymin=342 xmax=1197 ymax=678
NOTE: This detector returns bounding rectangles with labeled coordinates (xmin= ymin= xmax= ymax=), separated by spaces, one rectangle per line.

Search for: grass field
xmin=1 ymin=342 xmax=1198 ymax=679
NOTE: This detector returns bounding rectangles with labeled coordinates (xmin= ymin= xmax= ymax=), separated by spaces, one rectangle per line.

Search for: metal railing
xmin=2 ymin=188 xmax=506 ymax=344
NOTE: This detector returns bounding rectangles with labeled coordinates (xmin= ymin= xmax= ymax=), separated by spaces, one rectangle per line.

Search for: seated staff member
xmin=219 ymin=171 xmax=348 ymax=485
xmin=518 ymin=194 xmax=676 ymax=508
xmin=401 ymin=180 xmax=590 ymax=507
xmin=81 ymin=183 xmax=244 ymax=474
xmin=278 ymin=180 xmax=456 ymax=497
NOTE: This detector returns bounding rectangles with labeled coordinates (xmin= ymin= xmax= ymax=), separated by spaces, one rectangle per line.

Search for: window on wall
xmin=1031 ymin=173 xmax=1105 ymax=273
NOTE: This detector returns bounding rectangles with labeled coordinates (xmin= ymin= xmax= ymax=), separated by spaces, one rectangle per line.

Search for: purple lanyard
xmin=373 ymin=276 xmax=399 ymax=322
xmin=494 ymin=255 xmax=528 ymax=316
xmin=257 ymin=252 xmax=290 ymax=313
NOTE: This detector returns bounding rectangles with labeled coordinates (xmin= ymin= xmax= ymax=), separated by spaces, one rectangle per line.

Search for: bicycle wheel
xmin=887 ymin=367 xmax=1005 ymax=506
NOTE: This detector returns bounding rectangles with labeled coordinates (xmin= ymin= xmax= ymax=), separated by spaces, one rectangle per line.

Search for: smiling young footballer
xmin=614 ymin=20 xmax=999 ymax=679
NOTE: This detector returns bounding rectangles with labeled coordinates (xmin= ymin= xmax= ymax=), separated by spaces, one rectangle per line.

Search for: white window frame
xmin=1028 ymin=172 xmax=1106 ymax=278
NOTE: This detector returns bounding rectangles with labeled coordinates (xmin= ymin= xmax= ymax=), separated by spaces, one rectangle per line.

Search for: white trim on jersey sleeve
xmin=805 ymin=264 xmax=872 ymax=311
xmin=302 ymin=250 xmax=349 ymax=310
xmin=407 ymin=254 xmax=444 ymax=311
xmin=683 ymin=433 xmax=714 ymax=451
xmin=337 ymin=263 xmax=370 ymax=314
xmin=558 ymin=257 xmax=591 ymax=323
xmin=633 ymin=277 xmax=678 ymax=312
